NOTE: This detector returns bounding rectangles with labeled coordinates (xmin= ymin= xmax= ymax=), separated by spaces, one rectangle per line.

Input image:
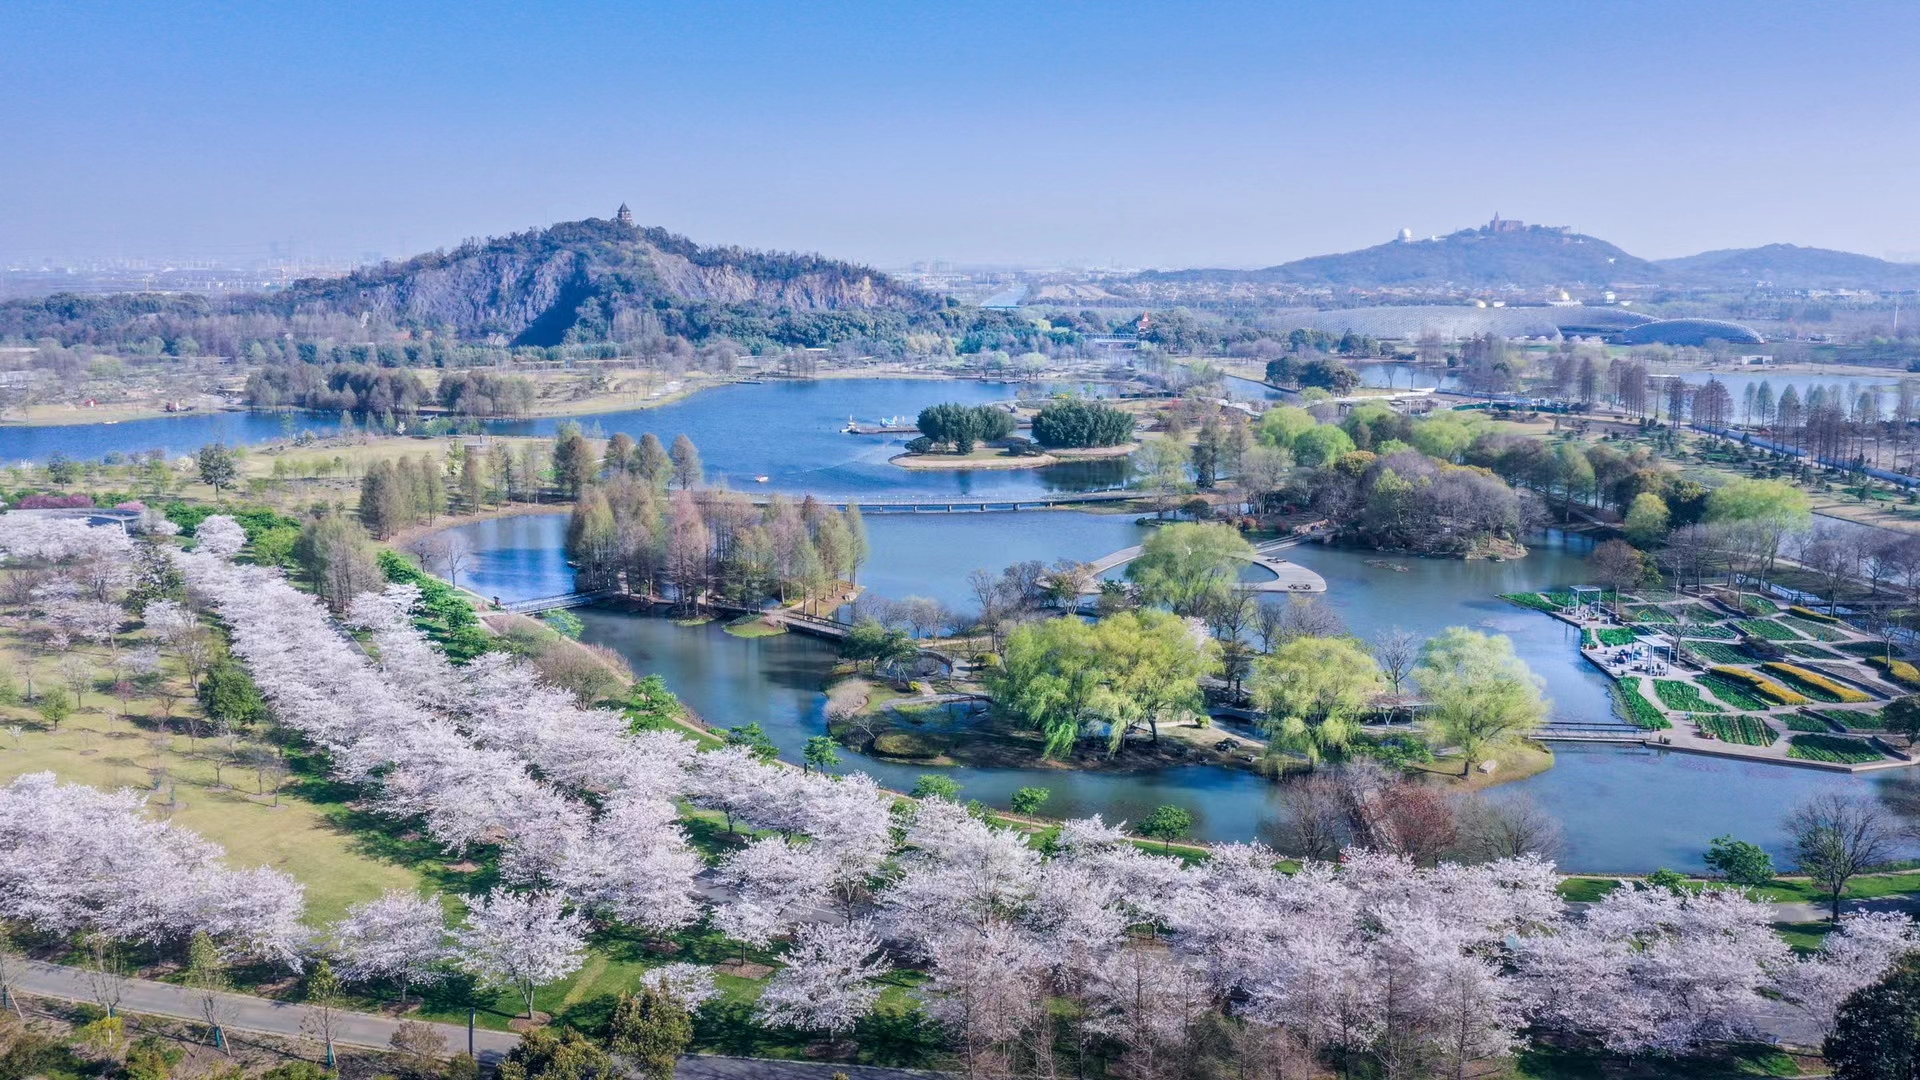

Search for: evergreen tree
xmin=608 ymin=988 xmax=691 ymax=1080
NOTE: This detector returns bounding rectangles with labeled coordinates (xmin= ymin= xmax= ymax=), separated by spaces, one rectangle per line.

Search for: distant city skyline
xmin=4 ymin=1 xmax=1917 ymax=271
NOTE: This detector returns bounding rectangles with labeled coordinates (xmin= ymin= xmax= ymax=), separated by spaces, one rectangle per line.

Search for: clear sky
xmin=3 ymin=0 xmax=1917 ymax=270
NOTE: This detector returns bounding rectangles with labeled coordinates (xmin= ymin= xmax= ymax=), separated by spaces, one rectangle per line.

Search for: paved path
xmin=9 ymin=960 xmax=941 ymax=1080
xmin=12 ymin=959 xmax=518 ymax=1061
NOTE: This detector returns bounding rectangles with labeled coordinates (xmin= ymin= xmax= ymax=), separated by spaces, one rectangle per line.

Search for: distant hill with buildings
xmin=1136 ymin=218 xmax=1920 ymax=293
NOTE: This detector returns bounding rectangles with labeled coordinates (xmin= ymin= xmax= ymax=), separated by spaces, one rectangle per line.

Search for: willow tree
xmin=992 ymin=609 xmax=1214 ymax=756
xmin=1125 ymin=522 xmax=1255 ymax=617
xmin=1414 ymin=626 xmax=1547 ymax=776
xmin=1249 ymin=636 xmax=1383 ymax=767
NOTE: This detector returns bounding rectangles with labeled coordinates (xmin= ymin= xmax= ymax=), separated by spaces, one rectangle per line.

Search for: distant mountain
xmin=1134 ymin=222 xmax=1920 ymax=293
xmin=1655 ymin=244 xmax=1920 ymax=290
xmin=247 ymin=215 xmax=944 ymax=347
xmin=1139 ymin=221 xmax=1661 ymax=289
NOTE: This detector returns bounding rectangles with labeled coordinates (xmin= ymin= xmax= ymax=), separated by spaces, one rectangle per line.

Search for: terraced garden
xmin=1783 ymin=712 xmax=1837 ymax=733
xmin=1787 ymin=734 xmax=1886 ymax=764
xmin=1697 ymin=714 xmax=1779 ymax=747
xmin=1779 ymin=642 xmax=1841 ymax=661
xmin=1809 ymin=707 xmax=1887 ymax=731
xmin=1678 ymin=623 xmax=1739 ymax=640
xmin=1708 ymin=666 xmax=1808 ymax=706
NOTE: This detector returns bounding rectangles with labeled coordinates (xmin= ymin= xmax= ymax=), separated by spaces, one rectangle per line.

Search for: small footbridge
xmin=498 ymin=589 xmax=624 ymax=615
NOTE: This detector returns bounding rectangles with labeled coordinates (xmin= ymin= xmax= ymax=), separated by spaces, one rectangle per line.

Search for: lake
xmin=440 ymin=510 xmax=1915 ymax=871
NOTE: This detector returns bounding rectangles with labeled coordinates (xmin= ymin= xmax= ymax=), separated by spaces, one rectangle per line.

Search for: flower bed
xmin=1787 ymin=734 xmax=1885 ymax=764
xmin=1836 ymin=641 xmax=1899 ymax=659
xmin=1699 ymin=672 xmax=1773 ymax=710
xmin=1617 ymin=680 xmax=1671 ymax=730
xmin=1789 ymin=605 xmax=1842 ymax=624
xmin=1707 ymin=666 xmax=1808 ymax=706
xmin=1653 ymin=680 xmax=1722 ymax=713
xmin=1698 ymin=714 xmax=1779 ymax=746
xmin=1868 ymin=656 xmax=1920 ymax=690
xmin=1812 ymin=708 xmax=1886 ymax=731
xmin=1779 ymin=642 xmax=1841 ymax=661
xmin=1784 ymin=712 xmax=1837 ymax=733
xmin=1737 ymin=619 xmax=1802 ymax=641
xmin=1685 ymin=641 xmax=1752 ymax=665
xmin=1680 ymin=623 xmax=1739 ymax=640
xmin=1626 ymin=605 xmax=1677 ymax=624
xmin=1595 ymin=627 xmax=1640 ymax=647
xmin=1735 ymin=596 xmax=1781 ymax=615
xmin=1781 ymin=617 xmax=1848 ymax=642
xmin=1760 ymin=663 xmax=1870 ymax=704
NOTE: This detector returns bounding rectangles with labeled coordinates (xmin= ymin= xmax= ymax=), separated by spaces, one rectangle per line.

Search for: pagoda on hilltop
xmin=615 ymin=203 xmax=634 ymax=227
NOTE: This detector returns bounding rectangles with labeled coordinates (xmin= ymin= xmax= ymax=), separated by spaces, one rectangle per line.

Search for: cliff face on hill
xmin=258 ymin=217 xmax=941 ymax=347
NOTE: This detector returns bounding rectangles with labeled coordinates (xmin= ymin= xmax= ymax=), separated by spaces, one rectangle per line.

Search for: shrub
xmin=1595 ymin=628 xmax=1639 ymax=647
xmin=1787 ymin=734 xmax=1885 ymax=764
xmin=1869 ymin=656 xmax=1920 ymax=689
xmin=1697 ymin=714 xmax=1778 ymax=746
xmin=1760 ymin=662 xmax=1869 ymax=703
xmin=1707 ymin=666 xmax=1808 ymax=706
xmin=1653 ymin=680 xmax=1722 ymax=713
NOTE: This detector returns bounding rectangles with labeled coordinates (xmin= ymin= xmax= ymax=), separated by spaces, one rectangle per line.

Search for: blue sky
xmin=3 ymin=1 xmax=1916 ymax=268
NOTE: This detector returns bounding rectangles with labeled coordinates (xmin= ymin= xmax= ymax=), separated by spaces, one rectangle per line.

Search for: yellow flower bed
xmin=1759 ymin=662 xmax=1868 ymax=703
xmin=1708 ymin=665 xmax=1809 ymax=706
xmin=1869 ymin=656 xmax=1920 ymax=689
xmin=1788 ymin=605 xmax=1842 ymax=624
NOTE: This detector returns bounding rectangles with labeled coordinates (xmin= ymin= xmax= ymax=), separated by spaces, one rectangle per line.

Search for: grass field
xmin=0 ymin=637 xmax=424 ymax=925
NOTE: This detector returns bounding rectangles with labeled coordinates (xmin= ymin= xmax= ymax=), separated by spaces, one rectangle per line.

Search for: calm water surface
xmin=448 ymin=511 xmax=1916 ymax=870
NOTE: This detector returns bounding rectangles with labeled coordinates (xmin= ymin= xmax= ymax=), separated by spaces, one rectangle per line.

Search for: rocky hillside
xmin=252 ymin=216 xmax=944 ymax=347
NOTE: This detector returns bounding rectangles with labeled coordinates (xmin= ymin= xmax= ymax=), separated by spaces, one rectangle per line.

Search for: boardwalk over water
xmin=730 ymin=490 xmax=1139 ymax=514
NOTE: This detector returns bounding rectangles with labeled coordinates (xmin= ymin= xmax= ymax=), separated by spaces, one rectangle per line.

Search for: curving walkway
xmin=1079 ymin=543 xmax=1326 ymax=594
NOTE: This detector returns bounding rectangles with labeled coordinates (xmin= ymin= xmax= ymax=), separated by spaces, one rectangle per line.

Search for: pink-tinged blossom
xmin=555 ymin=794 xmax=703 ymax=934
xmin=755 ymin=920 xmax=891 ymax=1035
xmin=194 ymin=515 xmax=247 ymax=558
xmin=1770 ymin=910 xmax=1920 ymax=1040
xmin=639 ymin=962 xmax=720 ymax=1010
xmin=1518 ymin=884 xmax=1788 ymax=1053
xmin=713 ymin=838 xmax=834 ymax=948
xmin=454 ymin=889 xmax=587 ymax=1019
xmin=330 ymin=889 xmax=453 ymax=997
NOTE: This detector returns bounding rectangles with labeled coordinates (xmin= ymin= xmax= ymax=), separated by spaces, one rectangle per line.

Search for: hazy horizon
xmin=5 ymin=0 xmax=1918 ymax=270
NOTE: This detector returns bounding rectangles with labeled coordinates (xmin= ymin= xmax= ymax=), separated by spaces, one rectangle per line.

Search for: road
xmin=8 ymin=960 xmax=941 ymax=1080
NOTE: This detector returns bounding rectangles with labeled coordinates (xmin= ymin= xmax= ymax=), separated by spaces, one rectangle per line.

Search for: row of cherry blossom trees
xmin=4 ymin=513 xmax=1913 ymax=1076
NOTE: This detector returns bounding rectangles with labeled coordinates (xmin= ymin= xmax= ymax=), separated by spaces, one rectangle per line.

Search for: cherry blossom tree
xmin=330 ymin=890 xmax=453 ymax=1005
xmin=1770 ymin=909 xmax=1920 ymax=1041
xmin=194 ymin=516 xmax=247 ymax=559
xmin=454 ymin=889 xmax=587 ymax=1020
xmin=755 ymin=920 xmax=890 ymax=1036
